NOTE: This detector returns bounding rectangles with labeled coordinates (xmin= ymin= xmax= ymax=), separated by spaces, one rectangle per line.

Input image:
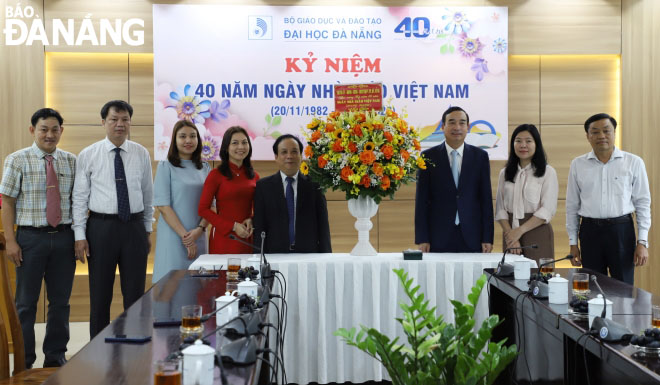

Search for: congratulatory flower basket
xmin=301 ymin=108 xmax=425 ymax=203
xmin=301 ymin=108 xmax=426 ymax=255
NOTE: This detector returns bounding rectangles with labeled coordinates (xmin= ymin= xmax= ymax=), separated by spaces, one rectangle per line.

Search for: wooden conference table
xmin=487 ymin=267 xmax=660 ymax=385
xmin=39 ymin=270 xmax=268 ymax=385
xmin=190 ymin=252 xmax=534 ymax=384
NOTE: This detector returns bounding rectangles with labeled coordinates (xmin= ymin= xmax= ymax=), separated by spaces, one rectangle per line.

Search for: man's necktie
xmin=113 ymin=148 xmax=131 ymax=222
xmin=286 ymin=177 xmax=295 ymax=246
xmin=451 ymin=150 xmax=460 ymax=225
xmin=45 ymin=155 xmax=61 ymax=227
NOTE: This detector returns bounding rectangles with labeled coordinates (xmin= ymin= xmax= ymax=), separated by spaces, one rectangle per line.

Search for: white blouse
xmin=495 ymin=164 xmax=558 ymax=229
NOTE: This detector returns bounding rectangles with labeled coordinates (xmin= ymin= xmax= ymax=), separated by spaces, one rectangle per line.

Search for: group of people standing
xmin=0 ymin=102 xmax=650 ymax=370
xmin=0 ymin=100 xmax=332 ymax=369
xmin=415 ymin=106 xmax=650 ymax=286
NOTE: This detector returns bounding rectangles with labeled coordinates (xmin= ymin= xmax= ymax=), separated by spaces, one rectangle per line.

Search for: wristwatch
xmin=197 ymin=224 xmax=206 ymax=232
xmin=638 ymin=240 xmax=648 ymax=248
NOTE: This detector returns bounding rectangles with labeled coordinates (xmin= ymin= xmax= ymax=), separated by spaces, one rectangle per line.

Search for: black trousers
xmin=433 ymin=224 xmax=481 ymax=253
xmin=87 ymin=215 xmax=149 ymax=338
xmin=579 ymin=215 xmax=636 ymax=284
xmin=15 ymin=226 xmax=76 ymax=367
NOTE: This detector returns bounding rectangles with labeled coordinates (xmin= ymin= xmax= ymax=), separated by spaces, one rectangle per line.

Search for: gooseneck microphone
xmin=259 ymin=231 xmax=271 ymax=279
xmin=495 ymin=244 xmax=538 ymax=277
xmin=588 ymin=275 xmax=632 ymax=341
xmin=228 ymin=234 xmax=260 ymax=251
xmin=527 ymin=254 xmax=572 ymax=298
xmin=590 ymin=276 xmax=607 ymax=318
xmin=228 ymin=233 xmax=272 ymax=279
xmin=535 ymin=254 xmax=574 ymax=274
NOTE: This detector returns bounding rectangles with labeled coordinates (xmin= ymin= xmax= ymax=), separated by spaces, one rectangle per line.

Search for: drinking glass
xmin=539 ymin=258 xmax=554 ymax=274
xmin=652 ymin=305 xmax=660 ymax=328
xmin=572 ymin=273 xmax=590 ymax=296
xmin=227 ymin=257 xmax=241 ymax=281
xmin=180 ymin=304 xmax=203 ymax=334
xmin=154 ymin=359 xmax=181 ymax=385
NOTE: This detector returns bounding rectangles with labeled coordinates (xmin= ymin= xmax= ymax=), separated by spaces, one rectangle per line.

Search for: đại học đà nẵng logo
xmin=2 ymin=4 xmax=144 ymax=46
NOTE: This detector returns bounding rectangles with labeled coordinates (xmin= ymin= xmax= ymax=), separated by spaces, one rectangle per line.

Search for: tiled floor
xmin=9 ymin=322 xmax=89 ymax=372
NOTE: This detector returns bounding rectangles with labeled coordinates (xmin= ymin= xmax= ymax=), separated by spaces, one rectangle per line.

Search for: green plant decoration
xmin=335 ymin=269 xmax=517 ymax=385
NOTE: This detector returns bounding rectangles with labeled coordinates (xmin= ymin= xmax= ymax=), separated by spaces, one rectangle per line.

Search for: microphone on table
xmin=206 ymin=309 xmax=266 ymax=365
xmin=171 ymin=313 xmax=260 ymax=366
xmin=494 ymin=244 xmax=538 ymax=277
xmin=153 ymin=294 xmax=250 ymax=327
xmin=533 ymin=254 xmax=574 ymax=278
xmin=228 ymin=232 xmax=272 ymax=279
xmin=528 ymin=254 xmax=573 ymax=298
xmin=589 ymin=275 xmax=632 ymax=342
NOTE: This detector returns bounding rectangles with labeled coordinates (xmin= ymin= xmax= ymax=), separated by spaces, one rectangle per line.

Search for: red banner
xmin=334 ymin=83 xmax=383 ymax=112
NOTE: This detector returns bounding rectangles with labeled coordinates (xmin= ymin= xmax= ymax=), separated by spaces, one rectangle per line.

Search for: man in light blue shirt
xmin=566 ymin=113 xmax=651 ymax=284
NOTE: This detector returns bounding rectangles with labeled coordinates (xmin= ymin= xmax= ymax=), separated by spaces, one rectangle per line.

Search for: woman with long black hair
xmin=494 ymin=124 xmax=558 ymax=262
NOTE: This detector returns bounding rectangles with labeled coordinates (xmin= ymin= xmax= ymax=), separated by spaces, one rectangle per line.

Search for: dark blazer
xmin=253 ymin=172 xmax=332 ymax=253
xmin=414 ymin=142 xmax=494 ymax=252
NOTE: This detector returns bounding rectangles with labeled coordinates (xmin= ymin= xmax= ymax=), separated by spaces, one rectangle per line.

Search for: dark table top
xmin=41 ymin=270 xmax=267 ymax=385
xmin=486 ymin=267 xmax=660 ymax=382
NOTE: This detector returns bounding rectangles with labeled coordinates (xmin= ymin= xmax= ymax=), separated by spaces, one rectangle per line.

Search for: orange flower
xmin=310 ymin=131 xmax=321 ymax=143
xmin=359 ymin=150 xmax=376 ymax=165
xmin=383 ymin=132 xmax=393 ymax=142
xmin=400 ymin=149 xmax=410 ymax=162
xmin=348 ymin=142 xmax=358 ymax=153
xmin=341 ymin=166 xmax=354 ymax=182
xmin=352 ymin=124 xmax=363 ymax=137
xmin=381 ymin=144 xmax=394 ymax=159
xmin=332 ymin=139 xmax=344 ymax=152
xmin=329 ymin=111 xmax=340 ymax=120
xmin=380 ymin=175 xmax=391 ymax=190
xmin=356 ymin=113 xmax=366 ymax=123
xmin=413 ymin=139 xmax=421 ymax=151
xmin=318 ymin=154 xmax=329 ymax=169
xmin=386 ymin=109 xmax=398 ymax=118
xmin=325 ymin=122 xmax=336 ymax=133
xmin=373 ymin=123 xmax=384 ymax=131
xmin=364 ymin=142 xmax=375 ymax=151
xmin=372 ymin=162 xmax=384 ymax=177
xmin=360 ymin=174 xmax=371 ymax=188
xmin=304 ymin=145 xmax=314 ymax=158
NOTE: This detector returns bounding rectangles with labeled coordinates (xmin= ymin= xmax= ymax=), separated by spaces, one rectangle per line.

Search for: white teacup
xmin=514 ymin=259 xmax=531 ymax=280
xmin=215 ymin=291 xmax=238 ymax=326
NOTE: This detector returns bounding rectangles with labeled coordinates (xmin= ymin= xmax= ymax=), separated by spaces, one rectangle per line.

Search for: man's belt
xmin=581 ymin=214 xmax=632 ymax=226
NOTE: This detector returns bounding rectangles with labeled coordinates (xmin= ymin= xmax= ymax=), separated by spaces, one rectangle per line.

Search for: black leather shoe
xmin=43 ymin=357 xmax=67 ymax=368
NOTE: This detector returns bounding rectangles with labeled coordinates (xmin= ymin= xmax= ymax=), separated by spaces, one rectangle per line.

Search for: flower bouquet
xmin=302 ymin=107 xmax=426 ymax=256
xmin=301 ymin=108 xmax=425 ymax=204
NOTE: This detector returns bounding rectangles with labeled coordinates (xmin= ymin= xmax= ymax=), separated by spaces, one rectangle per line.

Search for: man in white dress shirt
xmin=72 ymin=100 xmax=154 ymax=337
xmin=566 ymin=113 xmax=650 ymax=284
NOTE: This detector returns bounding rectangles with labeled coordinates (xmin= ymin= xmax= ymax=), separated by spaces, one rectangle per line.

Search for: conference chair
xmin=0 ymin=232 xmax=57 ymax=383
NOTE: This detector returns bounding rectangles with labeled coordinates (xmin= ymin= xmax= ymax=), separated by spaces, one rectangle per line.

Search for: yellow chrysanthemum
xmin=417 ymin=158 xmax=427 ymax=170
xmin=300 ymin=162 xmax=309 ymax=175
xmin=349 ymin=173 xmax=362 ymax=184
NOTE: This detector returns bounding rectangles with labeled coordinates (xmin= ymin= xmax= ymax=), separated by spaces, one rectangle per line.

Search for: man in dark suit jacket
xmin=415 ymin=106 xmax=494 ymax=253
xmin=253 ymin=134 xmax=332 ymax=253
